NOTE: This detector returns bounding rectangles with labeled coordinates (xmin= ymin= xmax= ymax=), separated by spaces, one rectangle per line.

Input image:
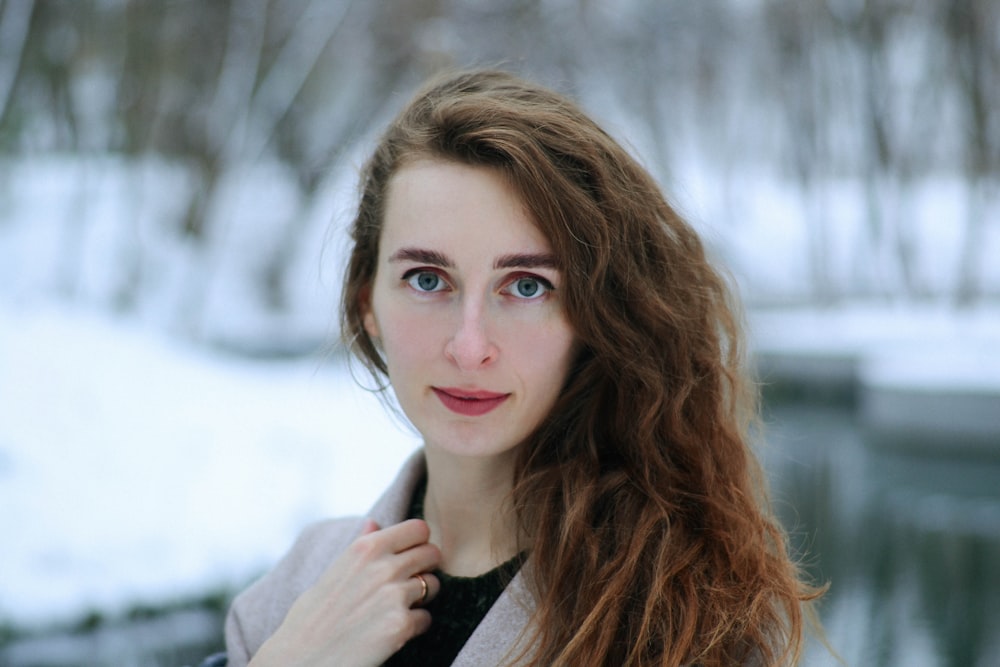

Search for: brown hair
xmin=341 ymin=69 xmax=822 ymax=666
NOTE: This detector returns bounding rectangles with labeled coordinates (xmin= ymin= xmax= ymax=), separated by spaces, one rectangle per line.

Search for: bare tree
xmin=0 ymin=0 xmax=35 ymax=138
xmin=3 ymin=0 xmax=997 ymax=346
xmin=762 ymin=0 xmax=839 ymax=301
xmin=946 ymin=0 xmax=1000 ymax=304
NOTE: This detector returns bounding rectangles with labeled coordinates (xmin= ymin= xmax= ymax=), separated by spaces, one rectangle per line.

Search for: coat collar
xmin=369 ymin=450 xmax=537 ymax=666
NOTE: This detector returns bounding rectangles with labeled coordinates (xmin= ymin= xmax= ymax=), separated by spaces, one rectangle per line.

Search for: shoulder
xmin=222 ymin=450 xmax=427 ymax=665
xmin=224 ymin=516 xmax=365 ymax=664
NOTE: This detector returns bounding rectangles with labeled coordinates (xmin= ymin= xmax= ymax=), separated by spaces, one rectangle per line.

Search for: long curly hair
xmin=341 ymin=69 xmax=822 ymax=666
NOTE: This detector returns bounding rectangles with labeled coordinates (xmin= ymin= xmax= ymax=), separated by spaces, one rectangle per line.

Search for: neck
xmin=421 ymin=447 xmax=520 ymax=577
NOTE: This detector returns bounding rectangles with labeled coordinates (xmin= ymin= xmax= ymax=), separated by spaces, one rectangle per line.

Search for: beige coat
xmin=223 ymin=452 xmax=536 ymax=666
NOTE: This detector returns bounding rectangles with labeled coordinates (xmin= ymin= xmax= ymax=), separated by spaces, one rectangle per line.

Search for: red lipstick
xmin=432 ymin=387 xmax=510 ymax=416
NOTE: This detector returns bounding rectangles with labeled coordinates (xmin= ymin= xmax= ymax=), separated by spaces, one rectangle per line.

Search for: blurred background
xmin=1 ymin=1 xmax=998 ymax=665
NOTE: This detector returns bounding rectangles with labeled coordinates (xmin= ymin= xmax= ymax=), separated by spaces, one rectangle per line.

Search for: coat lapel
xmin=451 ymin=568 xmax=537 ymax=666
xmin=372 ymin=450 xmax=539 ymax=666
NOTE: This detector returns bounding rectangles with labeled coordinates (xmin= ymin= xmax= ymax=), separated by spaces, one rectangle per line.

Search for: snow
xmin=1 ymin=156 xmax=998 ymax=632
xmin=750 ymin=305 xmax=1000 ymax=392
xmin=0 ymin=302 xmax=420 ymax=627
xmin=0 ymin=155 xmax=361 ymax=349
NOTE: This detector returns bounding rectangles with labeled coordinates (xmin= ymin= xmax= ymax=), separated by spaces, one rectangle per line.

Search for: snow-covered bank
xmin=750 ymin=305 xmax=1000 ymax=455
xmin=0 ymin=303 xmax=419 ymax=628
xmin=750 ymin=305 xmax=1000 ymax=387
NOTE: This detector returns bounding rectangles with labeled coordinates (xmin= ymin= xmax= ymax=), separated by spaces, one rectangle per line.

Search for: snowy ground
xmin=0 ymin=301 xmax=420 ymax=628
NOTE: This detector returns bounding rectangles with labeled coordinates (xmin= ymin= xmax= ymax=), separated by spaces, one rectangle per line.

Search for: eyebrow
xmin=388 ymin=247 xmax=559 ymax=271
xmin=388 ymin=247 xmax=453 ymax=267
xmin=493 ymin=252 xmax=559 ymax=270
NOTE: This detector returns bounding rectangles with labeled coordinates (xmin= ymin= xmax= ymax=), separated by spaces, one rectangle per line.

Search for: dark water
xmin=762 ymin=401 xmax=1000 ymax=667
xmin=2 ymin=400 xmax=998 ymax=666
xmin=0 ymin=607 xmax=227 ymax=667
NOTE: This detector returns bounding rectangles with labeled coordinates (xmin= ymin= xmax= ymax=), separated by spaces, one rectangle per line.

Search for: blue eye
xmin=406 ymin=271 xmax=446 ymax=292
xmin=506 ymin=276 xmax=551 ymax=299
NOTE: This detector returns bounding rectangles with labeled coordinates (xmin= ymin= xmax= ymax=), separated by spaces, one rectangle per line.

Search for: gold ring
xmin=415 ymin=573 xmax=428 ymax=604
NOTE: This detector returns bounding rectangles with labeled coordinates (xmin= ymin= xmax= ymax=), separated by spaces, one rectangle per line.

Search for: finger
xmin=411 ymin=573 xmax=429 ymax=607
xmin=409 ymin=608 xmax=432 ymax=637
xmin=342 ymin=519 xmax=429 ymax=566
xmin=387 ymin=608 xmax=432 ymax=653
xmin=409 ymin=572 xmax=440 ymax=607
xmin=379 ymin=518 xmax=432 ymax=553
xmin=395 ymin=542 xmax=442 ymax=576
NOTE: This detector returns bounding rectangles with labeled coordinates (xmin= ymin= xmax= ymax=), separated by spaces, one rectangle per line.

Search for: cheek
xmin=375 ymin=306 xmax=443 ymax=368
xmin=546 ymin=335 xmax=578 ymax=383
xmin=514 ymin=320 xmax=577 ymax=386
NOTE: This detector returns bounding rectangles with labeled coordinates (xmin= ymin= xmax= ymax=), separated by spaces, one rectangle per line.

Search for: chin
xmin=423 ymin=429 xmax=523 ymax=461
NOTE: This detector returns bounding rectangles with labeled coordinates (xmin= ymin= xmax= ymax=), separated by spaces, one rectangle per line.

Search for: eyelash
xmin=403 ymin=269 xmax=448 ymax=293
xmin=401 ymin=269 xmax=554 ymax=300
xmin=501 ymin=274 xmax=554 ymax=299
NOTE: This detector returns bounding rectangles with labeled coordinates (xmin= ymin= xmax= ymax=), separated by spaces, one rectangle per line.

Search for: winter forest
xmin=1 ymin=1 xmax=999 ymax=665
xmin=2 ymin=0 xmax=998 ymax=345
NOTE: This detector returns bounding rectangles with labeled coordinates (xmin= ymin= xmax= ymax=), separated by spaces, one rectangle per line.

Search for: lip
xmin=432 ymin=387 xmax=510 ymax=417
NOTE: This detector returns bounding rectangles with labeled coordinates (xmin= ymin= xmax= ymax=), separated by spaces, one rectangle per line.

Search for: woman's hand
xmin=249 ymin=518 xmax=441 ymax=667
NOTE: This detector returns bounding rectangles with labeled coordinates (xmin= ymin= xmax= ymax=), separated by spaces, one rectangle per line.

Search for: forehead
xmin=380 ymin=160 xmax=552 ymax=260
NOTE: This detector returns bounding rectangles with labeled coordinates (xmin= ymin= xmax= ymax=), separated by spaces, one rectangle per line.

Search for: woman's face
xmin=363 ymin=160 xmax=577 ymax=463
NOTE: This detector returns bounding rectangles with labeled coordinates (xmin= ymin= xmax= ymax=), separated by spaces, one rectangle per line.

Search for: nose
xmin=444 ymin=299 xmax=498 ymax=371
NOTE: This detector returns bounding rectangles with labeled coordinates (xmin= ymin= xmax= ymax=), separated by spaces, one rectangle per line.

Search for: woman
xmin=218 ymin=69 xmax=822 ymax=666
